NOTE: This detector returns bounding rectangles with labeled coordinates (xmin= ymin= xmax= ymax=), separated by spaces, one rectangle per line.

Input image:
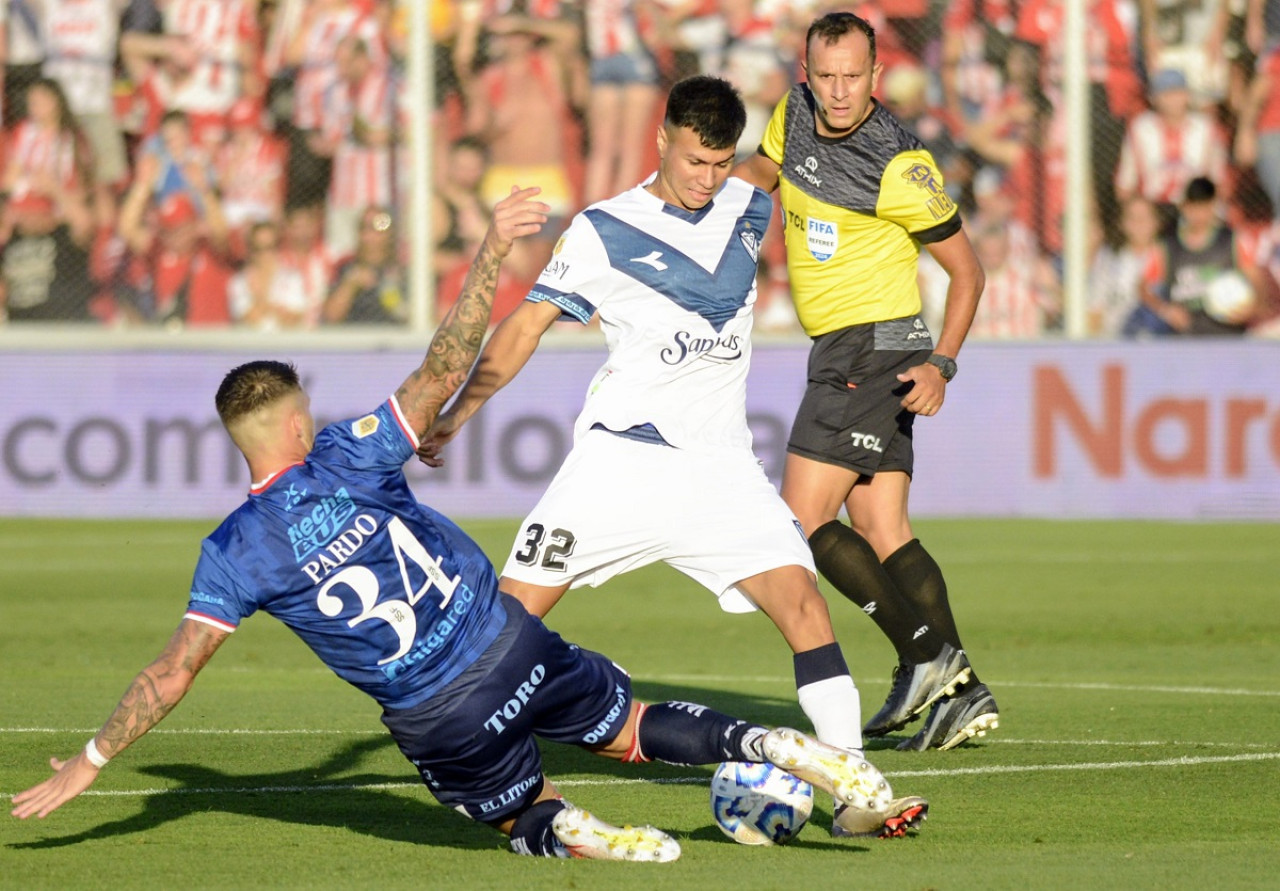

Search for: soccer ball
xmin=710 ymin=761 xmax=814 ymax=846
xmin=1203 ymin=270 xmax=1256 ymax=324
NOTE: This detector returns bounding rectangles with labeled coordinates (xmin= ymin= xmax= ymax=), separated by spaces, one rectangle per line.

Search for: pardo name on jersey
xmin=300 ymin=512 xmax=380 ymax=584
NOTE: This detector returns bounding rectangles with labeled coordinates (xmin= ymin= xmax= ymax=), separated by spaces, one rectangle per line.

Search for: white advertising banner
xmin=1 ymin=342 xmax=1277 ymax=520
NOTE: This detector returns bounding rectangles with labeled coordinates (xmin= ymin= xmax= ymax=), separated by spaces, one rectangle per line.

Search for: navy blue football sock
xmin=507 ymin=798 xmax=568 ymax=857
xmin=633 ymin=701 xmax=767 ymax=766
xmin=793 ymin=640 xmax=849 ymax=687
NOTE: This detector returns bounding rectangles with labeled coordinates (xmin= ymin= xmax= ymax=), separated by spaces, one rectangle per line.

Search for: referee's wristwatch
xmin=926 ymin=353 xmax=958 ymax=381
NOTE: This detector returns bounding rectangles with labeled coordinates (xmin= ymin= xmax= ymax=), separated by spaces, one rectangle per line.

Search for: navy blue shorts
xmin=380 ymin=594 xmax=633 ymax=823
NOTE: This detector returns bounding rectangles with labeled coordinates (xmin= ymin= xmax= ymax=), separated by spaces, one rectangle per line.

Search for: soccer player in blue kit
xmin=10 ymin=188 xmax=898 ymax=861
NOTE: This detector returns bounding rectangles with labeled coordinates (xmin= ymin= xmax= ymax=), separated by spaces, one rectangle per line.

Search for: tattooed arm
xmin=10 ymin=619 xmax=228 ymax=820
xmin=395 ymin=186 xmax=548 ymax=438
xmin=415 ymin=297 xmax=564 ymax=467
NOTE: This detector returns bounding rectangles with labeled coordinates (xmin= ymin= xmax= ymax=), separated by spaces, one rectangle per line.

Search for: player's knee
xmin=788 ymin=502 xmax=837 ymax=537
xmin=765 ymin=589 xmax=836 ymax=653
xmin=790 ymin=585 xmax=835 ymax=633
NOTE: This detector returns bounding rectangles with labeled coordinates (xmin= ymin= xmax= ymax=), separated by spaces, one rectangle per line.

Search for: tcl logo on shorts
xmin=850 ymin=432 xmax=885 ymax=453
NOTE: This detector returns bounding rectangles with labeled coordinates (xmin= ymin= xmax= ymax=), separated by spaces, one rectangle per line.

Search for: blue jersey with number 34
xmin=185 ymin=398 xmax=506 ymax=709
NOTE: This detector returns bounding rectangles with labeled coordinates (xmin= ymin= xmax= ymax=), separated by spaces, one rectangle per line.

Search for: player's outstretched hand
xmin=417 ymin=410 xmax=462 ymax=468
xmin=486 ymin=185 xmax=549 ymax=259
xmin=10 ymin=751 xmax=101 ymax=820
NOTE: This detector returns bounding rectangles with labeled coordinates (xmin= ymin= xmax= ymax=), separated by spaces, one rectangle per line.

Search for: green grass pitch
xmin=2 ymin=518 xmax=1278 ymax=889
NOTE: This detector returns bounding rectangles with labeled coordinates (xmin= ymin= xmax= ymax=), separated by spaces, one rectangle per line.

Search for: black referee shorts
xmin=787 ymin=316 xmax=933 ymax=477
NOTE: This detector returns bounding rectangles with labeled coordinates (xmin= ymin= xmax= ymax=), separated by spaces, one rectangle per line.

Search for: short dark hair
xmin=216 ymin=361 xmax=301 ymax=426
xmin=806 ymin=12 xmax=877 ymax=63
xmin=663 ymin=76 xmax=746 ymax=150
xmin=1184 ymin=176 xmax=1216 ymax=204
xmin=451 ymin=135 xmax=489 ymax=158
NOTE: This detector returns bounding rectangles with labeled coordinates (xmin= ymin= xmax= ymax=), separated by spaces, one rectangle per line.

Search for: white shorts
xmin=500 ymin=429 xmax=816 ymax=613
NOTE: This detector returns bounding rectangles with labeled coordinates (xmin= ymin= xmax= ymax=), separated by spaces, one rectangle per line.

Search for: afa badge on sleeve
xmin=807 ymin=217 xmax=837 ymax=261
xmin=353 ymin=415 xmax=381 ymax=438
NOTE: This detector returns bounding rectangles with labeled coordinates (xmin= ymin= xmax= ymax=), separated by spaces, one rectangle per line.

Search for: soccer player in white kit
xmin=420 ymin=75 xmax=926 ymax=839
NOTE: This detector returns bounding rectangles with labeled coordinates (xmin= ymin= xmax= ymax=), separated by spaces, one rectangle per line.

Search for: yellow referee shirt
xmin=760 ymin=86 xmax=961 ymax=337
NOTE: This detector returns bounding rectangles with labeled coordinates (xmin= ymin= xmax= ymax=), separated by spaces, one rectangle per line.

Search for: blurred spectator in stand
xmin=878 ymin=0 xmax=937 ymax=60
xmin=1250 ymin=212 xmax=1280 ymax=335
xmin=964 ymin=41 xmax=1069 ymax=262
xmin=580 ymin=0 xmax=658 ymax=205
xmin=313 ymin=34 xmax=396 ymax=260
xmin=1233 ymin=39 xmax=1280 ymax=222
xmin=430 ymin=140 xmax=538 ymax=330
xmin=2 ymin=78 xmax=92 ymax=219
xmin=971 ymin=163 xmax=1041 ymax=266
xmin=227 ymin=219 xmax=308 ymax=329
xmin=42 ymin=0 xmax=130 ymax=229
xmin=278 ymin=202 xmax=334 ymax=328
xmin=131 ymin=110 xmax=218 ymax=211
xmin=1226 ymin=176 xmax=1280 ymax=330
xmin=1210 ymin=0 xmax=1265 ymax=117
xmin=459 ymin=10 xmax=581 ymax=284
xmin=215 ymin=97 xmax=287 ymax=251
xmin=659 ymin=0 xmax=791 ymax=162
xmin=1138 ymin=0 xmax=1230 ymax=109
xmin=1088 ymin=194 xmax=1164 ymax=336
xmin=652 ymin=0 xmax=798 ymax=334
xmin=281 ymin=0 xmax=388 ymax=212
xmin=120 ymin=21 xmax=194 ymax=141
xmin=939 ymin=0 xmax=1022 ymax=130
xmin=431 ymin=134 xmax=490 ymax=282
xmin=321 ymin=204 xmax=405 ymax=324
xmin=0 ymin=180 xmax=96 ymax=323
xmin=118 ymin=0 xmax=261 ymax=152
xmin=260 ymin=0 xmax=304 ymax=133
xmin=1114 ymin=67 xmax=1230 ymax=224
xmin=967 ymin=220 xmax=1062 ymax=339
xmin=881 ymin=63 xmax=959 ymax=184
xmin=1015 ymin=0 xmax=1145 ymax=243
xmin=117 ymin=159 xmax=232 ymax=327
xmin=2 ymin=0 xmax=45 ymax=128
xmin=1137 ymin=175 xmax=1267 ymax=335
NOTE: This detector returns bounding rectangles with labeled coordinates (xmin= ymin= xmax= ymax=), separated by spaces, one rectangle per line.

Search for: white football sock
xmin=797 ymin=674 xmax=863 ymax=752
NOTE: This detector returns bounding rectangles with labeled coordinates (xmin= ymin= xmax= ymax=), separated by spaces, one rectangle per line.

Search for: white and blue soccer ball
xmin=1203 ymin=270 xmax=1256 ymax=324
xmin=710 ymin=761 xmax=814 ymax=846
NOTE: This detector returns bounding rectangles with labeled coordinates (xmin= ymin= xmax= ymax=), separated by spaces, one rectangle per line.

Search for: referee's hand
xmin=898 ymin=364 xmax=946 ymax=417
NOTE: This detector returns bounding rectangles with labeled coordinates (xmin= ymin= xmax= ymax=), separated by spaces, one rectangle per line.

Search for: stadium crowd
xmin=2 ymin=0 xmax=1279 ymax=335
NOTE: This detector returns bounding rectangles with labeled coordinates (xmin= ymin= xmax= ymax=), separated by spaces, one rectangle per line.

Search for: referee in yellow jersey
xmin=735 ymin=11 xmax=996 ymax=751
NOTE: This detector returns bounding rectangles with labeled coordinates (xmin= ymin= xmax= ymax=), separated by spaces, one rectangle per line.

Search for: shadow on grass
xmin=9 ymin=680 xmax=833 ymax=853
xmin=7 ymin=735 xmax=501 ymax=852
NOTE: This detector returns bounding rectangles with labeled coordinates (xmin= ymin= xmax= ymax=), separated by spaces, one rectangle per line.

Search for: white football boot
xmin=551 ymin=805 xmax=681 ymax=862
xmin=761 ymin=727 xmax=894 ymax=814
